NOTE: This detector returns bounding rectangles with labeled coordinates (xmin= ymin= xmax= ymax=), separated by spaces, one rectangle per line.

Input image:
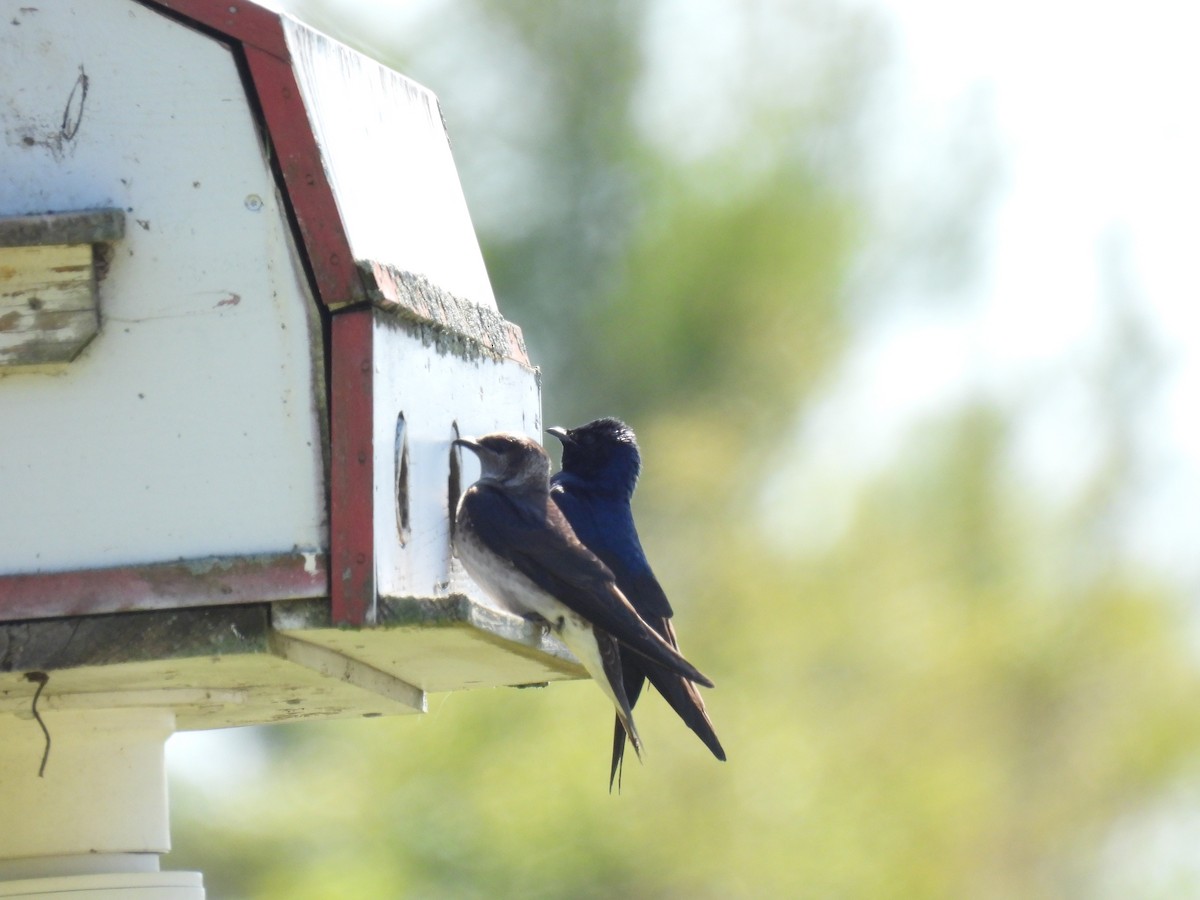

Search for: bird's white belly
xmin=454 ymin=529 xmax=569 ymax=623
xmin=453 ymin=526 xmax=623 ymax=716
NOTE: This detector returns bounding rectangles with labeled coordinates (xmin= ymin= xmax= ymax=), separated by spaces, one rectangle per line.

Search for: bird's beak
xmin=546 ymin=426 xmax=571 ymax=445
xmin=453 ymin=437 xmax=482 ymax=455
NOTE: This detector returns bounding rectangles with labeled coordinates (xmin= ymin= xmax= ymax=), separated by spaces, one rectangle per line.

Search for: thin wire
xmin=24 ymin=671 xmax=51 ymax=777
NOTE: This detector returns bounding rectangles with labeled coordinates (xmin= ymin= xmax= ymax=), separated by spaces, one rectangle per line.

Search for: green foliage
xmin=168 ymin=1 xmax=1200 ymax=896
xmin=589 ymin=172 xmax=855 ymax=426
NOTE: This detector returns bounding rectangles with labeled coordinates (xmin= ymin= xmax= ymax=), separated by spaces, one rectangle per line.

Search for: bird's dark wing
xmin=550 ymin=484 xmax=674 ymax=621
xmin=462 ymin=484 xmax=713 ymax=688
xmin=550 ymin=482 xmax=724 ymax=782
xmin=642 ymin=618 xmax=726 ymax=759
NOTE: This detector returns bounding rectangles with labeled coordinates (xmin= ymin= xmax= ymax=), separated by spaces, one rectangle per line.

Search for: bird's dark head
xmin=547 ymin=417 xmax=642 ymax=495
xmin=455 ymin=432 xmax=550 ymax=491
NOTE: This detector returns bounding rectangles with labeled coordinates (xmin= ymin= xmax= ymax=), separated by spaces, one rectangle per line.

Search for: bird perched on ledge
xmin=548 ymin=418 xmax=725 ymax=789
xmin=452 ymin=432 xmax=714 ymax=769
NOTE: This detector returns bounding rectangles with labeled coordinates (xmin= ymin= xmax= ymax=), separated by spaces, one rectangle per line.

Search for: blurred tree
xmin=167 ymin=1 xmax=1200 ymax=897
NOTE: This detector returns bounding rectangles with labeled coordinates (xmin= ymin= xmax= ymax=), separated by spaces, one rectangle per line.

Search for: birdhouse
xmin=0 ymin=1 xmax=578 ymax=895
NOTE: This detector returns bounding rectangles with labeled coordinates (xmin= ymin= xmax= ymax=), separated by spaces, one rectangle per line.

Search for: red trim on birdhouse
xmin=0 ymin=552 xmax=328 ymax=624
xmin=329 ymin=308 xmax=375 ymax=626
xmin=242 ymin=46 xmax=365 ymax=309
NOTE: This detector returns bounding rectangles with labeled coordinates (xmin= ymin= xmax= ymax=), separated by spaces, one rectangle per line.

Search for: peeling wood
xmin=0 ymin=209 xmax=124 ymax=368
xmin=0 ymin=604 xmax=271 ymax=672
xmin=363 ymin=262 xmax=531 ymax=367
xmin=0 ymin=209 xmax=125 ymax=247
xmin=0 ymin=245 xmax=94 ymax=312
xmin=0 ymin=4 xmax=557 ymax=719
xmin=0 ymin=243 xmax=99 ymax=367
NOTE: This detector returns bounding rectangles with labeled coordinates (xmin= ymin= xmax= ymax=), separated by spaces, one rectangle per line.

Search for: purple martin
xmin=548 ymin=418 xmax=725 ymax=789
xmin=452 ymin=433 xmax=714 ymax=765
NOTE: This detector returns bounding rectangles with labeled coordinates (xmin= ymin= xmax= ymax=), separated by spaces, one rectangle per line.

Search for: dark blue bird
xmin=452 ymin=433 xmax=714 ymax=765
xmin=548 ymin=418 xmax=725 ymax=789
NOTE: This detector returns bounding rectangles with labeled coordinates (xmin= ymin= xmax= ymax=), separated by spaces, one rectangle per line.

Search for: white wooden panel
xmin=283 ymin=17 xmax=498 ymax=311
xmin=0 ymin=0 xmax=325 ymax=573
xmin=371 ymin=316 xmax=541 ymax=606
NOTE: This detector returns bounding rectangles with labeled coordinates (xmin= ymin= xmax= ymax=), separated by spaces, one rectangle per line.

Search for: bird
xmin=547 ymin=418 xmax=725 ymax=789
xmin=451 ymin=432 xmax=714 ymax=768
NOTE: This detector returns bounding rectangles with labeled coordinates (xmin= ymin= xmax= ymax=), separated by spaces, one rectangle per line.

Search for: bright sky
xmin=878 ymin=0 xmax=1200 ymax=403
xmin=777 ymin=0 xmax=1200 ymax=581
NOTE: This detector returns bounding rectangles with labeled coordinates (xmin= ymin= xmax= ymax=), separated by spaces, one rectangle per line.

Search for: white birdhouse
xmin=0 ymin=2 xmax=577 ymax=895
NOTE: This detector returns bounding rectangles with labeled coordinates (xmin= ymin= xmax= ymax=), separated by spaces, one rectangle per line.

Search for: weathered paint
xmin=0 ymin=244 xmax=99 ymax=367
xmin=242 ymin=43 xmax=366 ymax=309
xmin=0 ymin=551 xmax=327 ymax=623
xmin=142 ymin=1 xmax=366 ymax=310
xmin=0 ymin=208 xmax=125 ymax=368
xmin=364 ymin=262 xmax=530 ymax=366
xmin=269 ymin=631 xmax=426 ymax=712
xmin=329 ymin=308 xmax=375 ymax=625
xmin=0 ymin=208 xmax=125 ymax=246
xmin=0 ymin=596 xmax=578 ymax=725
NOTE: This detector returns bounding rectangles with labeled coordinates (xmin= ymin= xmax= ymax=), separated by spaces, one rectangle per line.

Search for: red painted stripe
xmin=0 ymin=552 xmax=327 ymax=623
xmin=329 ymin=308 xmax=375 ymax=625
xmin=243 ymin=46 xmax=364 ymax=309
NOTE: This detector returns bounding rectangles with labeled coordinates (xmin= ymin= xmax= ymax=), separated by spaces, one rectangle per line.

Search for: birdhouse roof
xmin=142 ymin=0 xmax=527 ymax=363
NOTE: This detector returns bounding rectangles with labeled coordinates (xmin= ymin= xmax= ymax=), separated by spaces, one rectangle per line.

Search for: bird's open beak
xmin=545 ymin=426 xmax=571 ymax=445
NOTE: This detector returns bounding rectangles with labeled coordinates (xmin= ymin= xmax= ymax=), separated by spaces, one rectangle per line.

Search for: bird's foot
xmin=522 ymin=612 xmax=553 ymax=636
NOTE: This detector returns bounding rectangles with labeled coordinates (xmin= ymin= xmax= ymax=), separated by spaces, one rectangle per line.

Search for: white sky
xmin=883 ymin=0 xmax=1200 ymax=384
xmin=773 ymin=0 xmax=1200 ymax=579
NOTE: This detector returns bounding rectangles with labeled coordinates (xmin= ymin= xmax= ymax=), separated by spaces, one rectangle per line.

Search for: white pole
xmin=0 ymin=708 xmax=204 ymax=899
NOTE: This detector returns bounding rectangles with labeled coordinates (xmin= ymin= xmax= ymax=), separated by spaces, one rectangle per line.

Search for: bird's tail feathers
xmin=601 ymin=635 xmax=643 ymax=764
xmin=560 ymin=626 xmax=644 ymax=781
xmin=648 ymin=664 xmax=726 ymax=761
xmin=602 ymin=584 xmax=715 ymax=688
xmin=609 ymin=669 xmax=648 ymax=792
xmin=609 ymin=716 xmax=628 ymax=792
xmin=622 ymin=630 xmax=714 ymax=690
